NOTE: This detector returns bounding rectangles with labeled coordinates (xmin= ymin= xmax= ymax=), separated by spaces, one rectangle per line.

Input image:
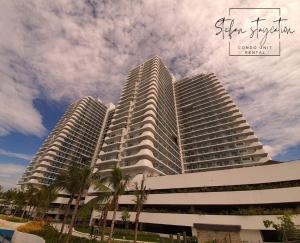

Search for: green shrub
xmin=25 ymin=224 xmax=98 ymax=243
xmin=0 ymin=214 xmax=28 ymax=223
xmin=75 ymin=225 xmax=160 ymax=242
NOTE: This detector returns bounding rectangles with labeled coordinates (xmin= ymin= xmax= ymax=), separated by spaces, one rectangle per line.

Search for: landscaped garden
xmin=0 ymin=166 xmax=151 ymax=243
xmin=75 ymin=225 xmax=160 ymax=242
xmin=0 ymin=214 xmax=28 ymax=223
xmin=16 ymin=221 xmax=161 ymax=243
xmin=17 ymin=222 xmax=99 ymax=243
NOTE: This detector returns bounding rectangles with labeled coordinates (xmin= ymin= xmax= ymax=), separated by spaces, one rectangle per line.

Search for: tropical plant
xmin=17 ymin=221 xmax=44 ymax=233
xmin=263 ymin=213 xmax=297 ymax=242
xmin=78 ymin=188 xmax=112 ymax=242
xmin=65 ymin=165 xmax=94 ymax=243
xmin=133 ymin=175 xmax=149 ymax=243
xmin=100 ymin=197 xmax=112 ymax=242
xmin=105 ymin=166 xmax=130 ymax=243
xmin=13 ymin=190 xmax=26 ymax=216
xmin=28 ymin=188 xmax=42 ymax=218
xmin=121 ymin=209 xmax=130 ymax=229
xmin=2 ymin=188 xmax=18 ymax=214
xmin=21 ymin=184 xmax=39 ymax=218
xmin=54 ymin=163 xmax=85 ymax=240
xmin=36 ymin=185 xmax=59 ymax=219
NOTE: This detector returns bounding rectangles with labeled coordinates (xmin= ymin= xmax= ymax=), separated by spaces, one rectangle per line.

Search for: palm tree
xmin=106 ymin=166 xmax=130 ymax=243
xmin=3 ymin=188 xmax=18 ymax=215
xmin=77 ymin=179 xmax=112 ymax=242
xmin=28 ymin=189 xmax=41 ymax=218
xmin=36 ymin=185 xmax=59 ymax=219
xmin=133 ymin=175 xmax=149 ymax=243
xmin=65 ymin=165 xmax=94 ymax=243
xmin=121 ymin=209 xmax=130 ymax=229
xmin=100 ymin=198 xmax=112 ymax=242
xmin=54 ymin=163 xmax=84 ymax=239
xmin=13 ymin=190 xmax=26 ymax=216
xmin=21 ymin=184 xmax=39 ymax=219
xmin=78 ymin=191 xmax=112 ymax=242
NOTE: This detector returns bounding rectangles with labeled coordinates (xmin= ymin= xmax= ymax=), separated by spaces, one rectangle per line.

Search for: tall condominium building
xmin=94 ymin=56 xmax=270 ymax=177
xmin=175 ymin=74 xmax=270 ymax=173
xmin=87 ymin=57 xmax=299 ymax=243
xmin=19 ymin=96 xmax=111 ymax=186
xmin=96 ymin=56 xmax=182 ymax=177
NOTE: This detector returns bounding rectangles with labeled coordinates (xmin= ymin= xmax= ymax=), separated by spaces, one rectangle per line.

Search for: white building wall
xmin=119 ymin=187 xmax=300 ymax=205
xmin=240 ymin=230 xmax=263 ymax=243
xmin=94 ymin=211 xmax=300 ymax=231
xmin=129 ymin=160 xmax=300 ymax=190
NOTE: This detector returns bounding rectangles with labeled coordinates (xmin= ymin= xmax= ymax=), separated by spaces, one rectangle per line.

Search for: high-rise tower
xmin=94 ymin=57 xmax=270 ymax=177
xmin=96 ymin=56 xmax=182 ymax=177
xmin=175 ymin=74 xmax=270 ymax=173
xmin=19 ymin=96 xmax=110 ymax=186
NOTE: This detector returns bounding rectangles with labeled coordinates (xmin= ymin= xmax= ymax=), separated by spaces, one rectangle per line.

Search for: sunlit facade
xmin=94 ymin=56 xmax=270 ymax=177
xmin=175 ymin=74 xmax=270 ymax=173
xmin=95 ymin=56 xmax=182 ymax=177
xmin=18 ymin=96 xmax=111 ymax=186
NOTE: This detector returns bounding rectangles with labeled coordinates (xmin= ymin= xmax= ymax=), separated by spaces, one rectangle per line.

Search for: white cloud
xmin=0 ymin=76 xmax=46 ymax=137
xmin=0 ymin=163 xmax=26 ymax=190
xmin=0 ymin=1 xmax=46 ymax=137
xmin=0 ymin=0 xmax=299 ymax=157
xmin=0 ymin=149 xmax=32 ymax=161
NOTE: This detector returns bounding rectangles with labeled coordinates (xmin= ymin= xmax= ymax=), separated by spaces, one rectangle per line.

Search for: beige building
xmin=87 ymin=56 xmax=298 ymax=242
xmin=89 ymin=160 xmax=300 ymax=242
xmin=175 ymin=74 xmax=270 ymax=173
xmin=18 ymin=97 xmax=115 ymax=219
xmin=94 ymin=56 xmax=270 ymax=178
xmin=19 ymin=96 xmax=112 ymax=186
xmin=95 ymin=56 xmax=182 ymax=178
xmin=19 ymin=56 xmax=298 ymax=242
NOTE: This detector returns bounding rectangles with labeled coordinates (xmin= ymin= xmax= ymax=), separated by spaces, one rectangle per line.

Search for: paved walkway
xmin=0 ymin=219 xmax=26 ymax=230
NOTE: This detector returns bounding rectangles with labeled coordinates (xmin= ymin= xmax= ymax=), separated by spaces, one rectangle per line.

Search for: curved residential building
xmin=96 ymin=56 xmax=182 ymax=177
xmin=94 ymin=56 xmax=270 ymax=177
xmin=175 ymin=74 xmax=271 ymax=173
xmin=19 ymin=56 xmax=292 ymax=242
xmin=86 ymin=56 xmax=299 ymax=243
xmin=19 ymin=96 xmax=110 ymax=186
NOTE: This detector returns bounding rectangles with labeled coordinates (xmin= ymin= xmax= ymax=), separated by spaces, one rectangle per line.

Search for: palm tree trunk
xmin=108 ymin=198 xmax=119 ymax=243
xmin=26 ymin=205 xmax=32 ymax=219
xmin=65 ymin=192 xmax=82 ymax=243
xmin=134 ymin=210 xmax=141 ymax=243
xmin=30 ymin=206 xmax=35 ymax=218
xmin=21 ymin=202 xmax=29 ymax=219
xmin=59 ymin=194 xmax=74 ymax=240
xmin=41 ymin=209 xmax=46 ymax=221
xmin=13 ymin=207 xmax=18 ymax=216
xmin=30 ymin=206 xmax=37 ymax=218
xmin=101 ymin=206 xmax=108 ymax=242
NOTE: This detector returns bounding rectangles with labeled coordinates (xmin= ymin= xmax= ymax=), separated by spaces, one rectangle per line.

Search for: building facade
xmin=18 ymin=96 xmax=111 ymax=186
xmin=20 ymin=56 xmax=269 ymax=185
xmin=89 ymin=160 xmax=300 ymax=242
xmin=175 ymin=74 xmax=270 ymax=173
xmin=96 ymin=56 xmax=182 ymax=178
xmin=94 ymin=56 xmax=270 ymax=178
xmin=19 ymin=56 xmax=296 ymax=242
xmin=87 ymin=57 xmax=292 ymax=242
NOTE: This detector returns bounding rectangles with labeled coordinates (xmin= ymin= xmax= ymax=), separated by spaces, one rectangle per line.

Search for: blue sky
xmin=0 ymin=0 xmax=300 ymax=189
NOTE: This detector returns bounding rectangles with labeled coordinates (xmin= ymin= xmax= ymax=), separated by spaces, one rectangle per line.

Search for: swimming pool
xmin=0 ymin=229 xmax=14 ymax=242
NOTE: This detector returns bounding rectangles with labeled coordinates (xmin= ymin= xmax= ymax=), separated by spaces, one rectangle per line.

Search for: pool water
xmin=0 ymin=229 xmax=14 ymax=242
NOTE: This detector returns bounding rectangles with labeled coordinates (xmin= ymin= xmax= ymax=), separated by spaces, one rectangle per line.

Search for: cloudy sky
xmin=0 ymin=0 xmax=299 ymax=189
